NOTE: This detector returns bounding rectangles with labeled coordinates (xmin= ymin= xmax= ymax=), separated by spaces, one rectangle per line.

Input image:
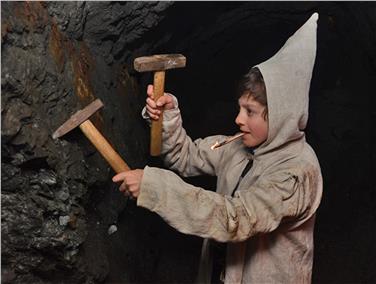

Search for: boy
xmin=113 ymin=13 xmax=322 ymax=283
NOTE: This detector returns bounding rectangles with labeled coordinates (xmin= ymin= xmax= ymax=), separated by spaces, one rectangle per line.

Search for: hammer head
xmin=52 ymin=99 xmax=103 ymax=139
xmin=134 ymin=54 xmax=186 ymax=72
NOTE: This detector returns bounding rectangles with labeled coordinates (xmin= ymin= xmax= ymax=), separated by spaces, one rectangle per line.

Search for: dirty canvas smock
xmin=138 ymin=106 xmax=321 ymax=284
xmin=138 ymin=12 xmax=322 ymax=284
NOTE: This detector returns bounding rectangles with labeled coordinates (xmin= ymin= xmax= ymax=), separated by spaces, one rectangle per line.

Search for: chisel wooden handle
xmin=150 ymin=70 xmax=165 ymax=156
xmin=79 ymin=120 xmax=130 ymax=173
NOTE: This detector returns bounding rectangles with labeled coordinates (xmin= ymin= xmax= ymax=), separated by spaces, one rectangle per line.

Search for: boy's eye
xmin=246 ymin=109 xmax=253 ymax=116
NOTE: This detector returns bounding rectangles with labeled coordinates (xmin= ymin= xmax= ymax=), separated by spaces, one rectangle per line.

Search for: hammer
xmin=52 ymin=99 xmax=130 ymax=173
xmin=134 ymin=54 xmax=186 ymax=156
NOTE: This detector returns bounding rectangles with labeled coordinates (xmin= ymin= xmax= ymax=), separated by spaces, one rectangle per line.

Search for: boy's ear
xmin=262 ymin=108 xmax=269 ymax=121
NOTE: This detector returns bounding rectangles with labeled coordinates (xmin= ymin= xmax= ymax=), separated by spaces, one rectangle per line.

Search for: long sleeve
xmin=142 ymin=95 xmax=228 ymax=177
xmin=137 ymin=165 xmax=311 ymax=243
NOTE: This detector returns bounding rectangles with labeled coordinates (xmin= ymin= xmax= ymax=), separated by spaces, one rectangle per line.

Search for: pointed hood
xmin=254 ymin=13 xmax=318 ymax=159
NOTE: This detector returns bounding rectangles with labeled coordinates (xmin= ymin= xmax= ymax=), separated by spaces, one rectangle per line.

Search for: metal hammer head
xmin=52 ymin=99 xmax=103 ymax=139
xmin=134 ymin=54 xmax=186 ymax=72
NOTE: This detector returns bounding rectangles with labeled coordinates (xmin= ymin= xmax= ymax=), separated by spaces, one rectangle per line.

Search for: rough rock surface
xmin=2 ymin=2 xmax=376 ymax=283
xmin=1 ymin=2 xmax=160 ymax=283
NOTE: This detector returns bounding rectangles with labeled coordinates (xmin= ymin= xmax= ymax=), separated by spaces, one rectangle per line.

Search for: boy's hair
xmin=238 ymin=67 xmax=268 ymax=120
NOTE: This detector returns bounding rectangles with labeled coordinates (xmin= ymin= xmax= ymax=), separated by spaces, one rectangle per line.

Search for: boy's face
xmin=235 ymin=94 xmax=269 ymax=148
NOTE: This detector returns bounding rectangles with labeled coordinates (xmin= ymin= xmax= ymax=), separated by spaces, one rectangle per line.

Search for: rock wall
xmin=2 ymin=2 xmax=376 ymax=283
xmin=1 ymin=2 xmax=168 ymax=283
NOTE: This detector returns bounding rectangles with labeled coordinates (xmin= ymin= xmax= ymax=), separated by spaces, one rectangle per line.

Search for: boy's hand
xmin=112 ymin=169 xmax=144 ymax=198
xmin=146 ymin=84 xmax=174 ymax=120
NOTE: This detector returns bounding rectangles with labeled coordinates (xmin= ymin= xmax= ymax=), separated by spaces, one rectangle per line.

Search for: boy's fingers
xmin=157 ymin=95 xmax=174 ymax=109
xmin=147 ymin=113 xmax=159 ymax=120
xmin=146 ymin=104 xmax=160 ymax=115
xmin=146 ymin=96 xmax=156 ymax=105
xmin=112 ymin=172 xmax=126 ymax=182
xmin=156 ymin=96 xmax=169 ymax=107
xmin=147 ymin=85 xmax=154 ymax=98
xmin=119 ymin=182 xmax=128 ymax=192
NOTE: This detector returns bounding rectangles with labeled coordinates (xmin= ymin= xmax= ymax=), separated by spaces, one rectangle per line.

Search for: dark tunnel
xmin=1 ymin=1 xmax=376 ymax=283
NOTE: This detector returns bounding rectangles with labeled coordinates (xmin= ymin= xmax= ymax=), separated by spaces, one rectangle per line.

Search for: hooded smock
xmin=138 ymin=13 xmax=322 ymax=284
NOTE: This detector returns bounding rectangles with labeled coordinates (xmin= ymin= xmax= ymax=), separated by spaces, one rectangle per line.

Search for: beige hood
xmin=255 ymin=13 xmax=318 ymax=159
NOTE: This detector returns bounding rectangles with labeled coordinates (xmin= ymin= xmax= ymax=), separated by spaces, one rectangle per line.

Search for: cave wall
xmin=1 ymin=2 xmax=161 ymax=283
xmin=2 ymin=1 xmax=376 ymax=283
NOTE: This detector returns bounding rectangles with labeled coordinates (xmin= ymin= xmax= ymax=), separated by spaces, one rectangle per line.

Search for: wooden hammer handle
xmin=150 ymin=70 xmax=165 ymax=156
xmin=79 ymin=120 xmax=130 ymax=173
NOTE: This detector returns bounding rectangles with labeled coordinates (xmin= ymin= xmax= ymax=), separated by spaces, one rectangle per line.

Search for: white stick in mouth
xmin=210 ymin=133 xmax=245 ymax=150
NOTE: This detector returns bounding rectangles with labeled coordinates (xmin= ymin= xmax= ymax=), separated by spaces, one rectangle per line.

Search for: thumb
xmin=112 ymin=173 xmax=125 ymax=182
xmin=156 ymin=95 xmax=172 ymax=107
xmin=156 ymin=96 xmax=165 ymax=107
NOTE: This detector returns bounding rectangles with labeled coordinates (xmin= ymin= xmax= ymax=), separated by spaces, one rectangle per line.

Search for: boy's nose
xmin=235 ymin=112 xmax=243 ymax=126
